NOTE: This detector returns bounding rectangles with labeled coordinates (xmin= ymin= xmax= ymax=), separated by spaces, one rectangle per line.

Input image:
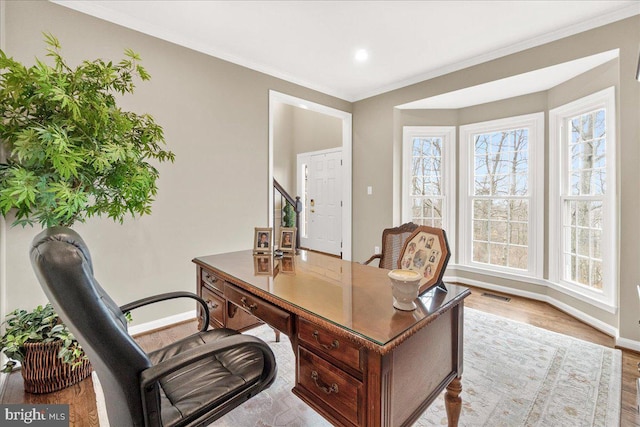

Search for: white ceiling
xmin=54 ymin=1 xmax=640 ymax=103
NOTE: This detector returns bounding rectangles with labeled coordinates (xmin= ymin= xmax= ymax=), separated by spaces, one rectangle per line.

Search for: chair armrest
xmin=120 ymin=291 xmax=209 ymax=332
xmin=363 ymin=254 xmax=381 ymax=265
xmin=139 ymin=334 xmax=277 ymax=390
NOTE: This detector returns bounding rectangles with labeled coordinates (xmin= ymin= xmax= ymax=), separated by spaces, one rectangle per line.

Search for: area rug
xmin=209 ymin=308 xmax=621 ymax=427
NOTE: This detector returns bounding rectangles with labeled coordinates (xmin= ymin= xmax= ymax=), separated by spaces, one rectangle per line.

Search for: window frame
xmin=401 ymin=126 xmax=456 ymax=256
xmin=459 ymin=112 xmax=545 ymax=278
xmin=549 ymin=87 xmax=617 ymax=312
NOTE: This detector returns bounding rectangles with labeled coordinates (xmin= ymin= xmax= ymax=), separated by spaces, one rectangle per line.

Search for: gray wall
xmin=0 ymin=1 xmax=350 ymax=325
xmin=273 ymin=103 xmax=342 ymax=194
xmin=353 ymin=16 xmax=639 ymax=340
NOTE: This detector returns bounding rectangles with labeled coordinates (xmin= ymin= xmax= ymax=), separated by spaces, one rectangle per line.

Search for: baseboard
xmin=0 ymin=371 xmax=8 ymax=401
xmin=127 ymin=310 xmax=196 ymax=336
xmin=444 ymin=274 xmax=640 ymax=350
xmin=616 ymin=337 xmax=640 ymax=353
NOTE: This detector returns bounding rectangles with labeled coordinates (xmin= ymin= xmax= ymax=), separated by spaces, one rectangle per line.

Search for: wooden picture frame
xmin=279 ymin=227 xmax=296 ymax=252
xmin=398 ymin=226 xmax=451 ymax=294
xmin=253 ymin=254 xmax=273 ymax=275
xmin=254 ymin=227 xmax=272 ymax=253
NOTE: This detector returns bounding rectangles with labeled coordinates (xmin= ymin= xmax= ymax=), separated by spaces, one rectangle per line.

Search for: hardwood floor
xmin=2 ymin=285 xmax=639 ymax=426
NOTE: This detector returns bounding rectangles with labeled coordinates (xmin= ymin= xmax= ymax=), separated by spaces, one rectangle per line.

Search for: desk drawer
xmin=201 ymin=286 xmax=224 ymax=328
xmin=298 ymin=318 xmax=362 ymax=373
xmin=297 ymin=346 xmax=363 ymax=426
xmin=225 ymin=285 xmax=292 ymax=335
xmin=201 ymin=268 xmax=224 ymax=293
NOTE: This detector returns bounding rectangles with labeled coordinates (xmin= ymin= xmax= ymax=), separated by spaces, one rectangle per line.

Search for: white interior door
xmin=300 ymin=149 xmax=342 ymax=256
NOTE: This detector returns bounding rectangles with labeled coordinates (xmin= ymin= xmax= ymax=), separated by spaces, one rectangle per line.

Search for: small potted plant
xmin=0 ymin=303 xmax=91 ymax=393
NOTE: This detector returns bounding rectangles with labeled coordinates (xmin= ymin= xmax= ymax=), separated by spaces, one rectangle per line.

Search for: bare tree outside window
xmin=471 ymin=129 xmax=529 ymax=269
xmin=563 ymin=109 xmax=605 ymax=289
xmin=410 ymin=137 xmax=443 ymax=227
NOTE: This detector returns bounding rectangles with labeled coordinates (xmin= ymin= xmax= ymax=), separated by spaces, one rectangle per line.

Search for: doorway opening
xmin=268 ymin=90 xmax=352 ymax=260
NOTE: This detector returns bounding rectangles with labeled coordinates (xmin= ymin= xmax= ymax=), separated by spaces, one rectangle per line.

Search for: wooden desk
xmin=193 ymin=250 xmax=470 ymax=427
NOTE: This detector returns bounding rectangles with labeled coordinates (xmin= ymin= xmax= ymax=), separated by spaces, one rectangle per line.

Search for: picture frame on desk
xmin=254 ymin=227 xmax=272 ymax=253
xmin=398 ymin=225 xmax=451 ymax=294
xmin=253 ymin=254 xmax=273 ymax=275
xmin=279 ymin=227 xmax=296 ymax=252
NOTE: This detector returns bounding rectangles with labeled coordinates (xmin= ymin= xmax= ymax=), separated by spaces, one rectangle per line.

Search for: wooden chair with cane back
xmin=363 ymin=222 xmax=419 ymax=270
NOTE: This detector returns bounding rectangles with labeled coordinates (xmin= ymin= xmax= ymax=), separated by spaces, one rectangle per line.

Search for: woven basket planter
xmin=21 ymin=341 xmax=92 ymax=394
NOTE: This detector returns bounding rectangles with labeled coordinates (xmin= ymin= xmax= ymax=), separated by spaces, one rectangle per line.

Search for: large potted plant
xmin=0 ymin=34 xmax=173 ymax=391
xmin=0 ymin=33 xmax=174 ymax=227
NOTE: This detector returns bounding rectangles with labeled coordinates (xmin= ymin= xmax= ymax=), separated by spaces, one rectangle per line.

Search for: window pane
xmin=591 ymin=261 xmax=603 ymax=289
xmin=577 ymin=228 xmax=590 ymax=257
xmin=489 ymin=243 xmax=507 ymax=266
xmin=510 ymin=222 xmax=528 ymax=245
xmin=491 ymin=199 xmax=509 ymax=220
xmin=562 ymin=196 xmax=603 ymax=289
xmin=577 ymin=258 xmax=590 ymax=285
xmin=409 ymin=134 xmax=445 ymax=226
xmin=473 ymin=200 xmax=490 ymax=219
xmin=473 ymin=242 xmax=489 ymax=263
xmin=489 ymin=220 xmax=508 ymax=243
xmin=575 ymin=201 xmax=590 ymax=227
xmin=592 ymin=170 xmax=605 ymax=195
xmin=474 ymin=220 xmax=488 ymax=241
xmin=473 ymin=128 xmax=529 ymax=197
xmin=509 ymin=199 xmax=529 ymax=222
xmin=512 ymin=173 xmax=528 ymax=195
xmin=508 ymin=246 xmax=528 ymax=270
xmin=411 ymin=177 xmax=422 ymax=196
xmin=564 ymin=255 xmax=577 ymax=282
xmin=591 ymin=229 xmax=601 ymax=259
xmin=474 ymin=175 xmax=491 ymax=195
xmin=567 ymin=108 xmax=606 ymax=198
xmin=432 ymin=198 xmax=443 ymax=220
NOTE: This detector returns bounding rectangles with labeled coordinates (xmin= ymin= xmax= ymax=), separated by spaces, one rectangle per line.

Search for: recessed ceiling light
xmin=355 ymin=49 xmax=368 ymax=62
xmin=298 ymin=103 xmax=308 ymax=109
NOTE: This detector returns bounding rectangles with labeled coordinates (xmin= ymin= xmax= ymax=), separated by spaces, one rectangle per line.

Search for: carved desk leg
xmin=445 ymin=376 xmax=462 ymax=427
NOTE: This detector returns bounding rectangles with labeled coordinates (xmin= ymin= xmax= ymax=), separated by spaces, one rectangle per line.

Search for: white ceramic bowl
xmin=388 ymin=269 xmax=422 ymax=311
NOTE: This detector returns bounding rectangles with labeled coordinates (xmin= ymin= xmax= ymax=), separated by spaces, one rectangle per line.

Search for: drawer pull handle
xmin=206 ymin=300 xmax=218 ymax=310
xmin=312 ymin=330 xmax=339 ymax=350
xmin=204 ymin=273 xmax=218 ymax=283
xmin=311 ymin=370 xmax=339 ymax=395
xmin=240 ymin=296 xmax=258 ymax=312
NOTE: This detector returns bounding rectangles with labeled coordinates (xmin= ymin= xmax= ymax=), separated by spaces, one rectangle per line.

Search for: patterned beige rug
xmin=210 ymin=308 xmax=621 ymax=427
xmin=94 ymin=308 xmax=621 ymax=426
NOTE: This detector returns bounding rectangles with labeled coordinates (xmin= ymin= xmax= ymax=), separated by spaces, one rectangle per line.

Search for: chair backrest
xmin=30 ymin=227 xmax=154 ymax=427
xmin=378 ymin=222 xmax=420 ymax=269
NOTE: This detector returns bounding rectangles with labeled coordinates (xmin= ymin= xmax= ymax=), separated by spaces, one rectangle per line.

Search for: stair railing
xmin=273 ymin=179 xmax=302 ymax=250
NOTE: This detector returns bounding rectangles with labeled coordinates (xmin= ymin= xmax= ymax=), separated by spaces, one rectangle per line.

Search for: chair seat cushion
xmin=147 ymin=328 xmax=266 ymax=426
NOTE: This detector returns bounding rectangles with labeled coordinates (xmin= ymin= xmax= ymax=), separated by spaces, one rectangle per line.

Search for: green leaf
xmin=0 ymin=33 xmax=174 ymax=228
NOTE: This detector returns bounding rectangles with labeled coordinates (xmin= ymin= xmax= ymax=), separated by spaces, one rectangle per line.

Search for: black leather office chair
xmin=30 ymin=227 xmax=277 ymax=427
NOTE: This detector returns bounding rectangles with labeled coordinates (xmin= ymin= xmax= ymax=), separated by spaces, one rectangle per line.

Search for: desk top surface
xmin=193 ymin=250 xmax=469 ymax=347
